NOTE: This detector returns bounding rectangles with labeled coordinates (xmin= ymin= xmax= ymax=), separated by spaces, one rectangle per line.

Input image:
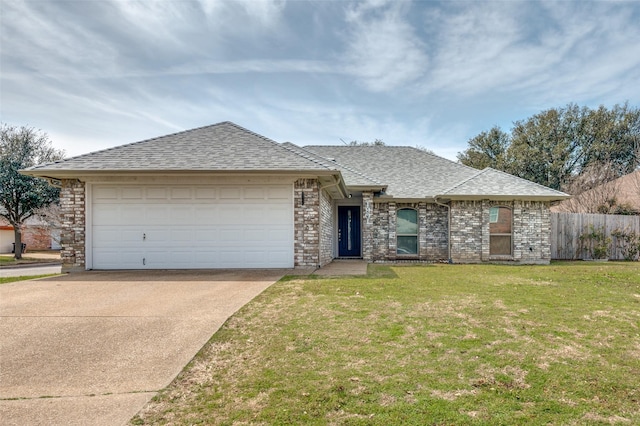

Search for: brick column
xmin=294 ymin=179 xmax=320 ymax=267
xmin=60 ymin=179 xmax=86 ymax=272
xmin=362 ymin=191 xmax=374 ymax=262
xmin=418 ymin=202 xmax=427 ymax=260
xmin=388 ymin=202 xmax=397 ymax=260
xmin=481 ymin=200 xmax=491 ymax=261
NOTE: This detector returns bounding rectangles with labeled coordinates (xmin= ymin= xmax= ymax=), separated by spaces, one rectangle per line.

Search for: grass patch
xmin=132 ymin=262 xmax=640 ymax=425
xmin=0 ymin=274 xmax=60 ymax=284
xmin=0 ymin=254 xmax=60 ymax=265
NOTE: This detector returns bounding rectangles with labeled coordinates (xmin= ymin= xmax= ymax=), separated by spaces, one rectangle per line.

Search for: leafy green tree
xmin=0 ymin=124 xmax=64 ymax=259
xmin=458 ymin=103 xmax=640 ymax=190
xmin=457 ymin=126 xmax=510 ymax=170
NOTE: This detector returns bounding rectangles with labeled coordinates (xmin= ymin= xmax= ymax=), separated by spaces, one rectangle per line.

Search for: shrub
xmin=579 ymin=224 xmax=611 ymax=260
xmin=611 ymin=228 xmax=640 ymax=261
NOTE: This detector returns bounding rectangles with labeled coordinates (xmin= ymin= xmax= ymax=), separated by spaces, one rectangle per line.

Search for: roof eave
xmin=19 ymin=168 xmax=341 ymax=180
xmin=443 ymin=194 xmax=571 ymax=201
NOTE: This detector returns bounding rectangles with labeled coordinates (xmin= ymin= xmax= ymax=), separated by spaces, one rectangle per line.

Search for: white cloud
xmin=420 ymin=1 xmax=640 ymax=106
xmin=341 ymin=0 xmax=429 ymax=92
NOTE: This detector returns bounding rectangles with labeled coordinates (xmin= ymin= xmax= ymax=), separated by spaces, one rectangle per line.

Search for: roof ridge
xmin=301 ymin=145 xmax=385 ymax=186
xmin=439 ymin=168 xmax=487 ymax=196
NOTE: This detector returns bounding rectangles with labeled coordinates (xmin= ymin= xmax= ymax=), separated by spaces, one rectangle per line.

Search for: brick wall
xmin=450 ymin=200 xmax=483 ymax=262
xmin=60 ymin=179 xmax=86 ymax=271
xmin=513 ymin=200 xmax=551 ymax=263
xmin=319 ymin=188 xmax=334 ymax=266
xmin=294 ymin=179 xmax=320 ymax=267
xmin=371 ymin=201 xmax=389 ymax=260
xmin=424 ymin=203 xmax=449 ymax=260
xmin=22 ymin=227 xmax=52 ymax=250
xmin=369 ymin=201 xmax=448 ymax=262
xmin=362 ymin=192 xmax=374 ymax=261
xmin=450 ymin=200 xmax=551 ymax=264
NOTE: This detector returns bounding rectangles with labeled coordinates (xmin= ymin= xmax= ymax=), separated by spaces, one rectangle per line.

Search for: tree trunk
xmin=13 ymin=227 xmax=23 ymax=260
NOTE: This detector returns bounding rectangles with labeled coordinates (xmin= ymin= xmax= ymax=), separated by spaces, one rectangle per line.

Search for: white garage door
xmin=91 ymin=184 xmax=294 ymax=269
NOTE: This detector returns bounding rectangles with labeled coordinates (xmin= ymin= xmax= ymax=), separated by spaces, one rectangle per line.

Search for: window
xmin=397 ymin=208 xmax=418 ymax=255
xmin=489 ymin=206 xmax=512 ymax=256
xmin=489 ymin=207 xmax=499 ymax=223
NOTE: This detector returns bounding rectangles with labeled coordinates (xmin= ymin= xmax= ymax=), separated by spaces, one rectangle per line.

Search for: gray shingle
xmin=304 ymin=146 xmax=568 ymax=200
xmin=304 ymin=145 xmax=480 ymax=198
xmin=25 ymin=122 xmax=335 ymax=172
xmin=441 ymin=168 xmax=570 ymax=198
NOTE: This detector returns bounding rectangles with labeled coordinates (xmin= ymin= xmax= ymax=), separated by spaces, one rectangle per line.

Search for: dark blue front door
xmin=338 ymin=206 xmax=361 ymax=257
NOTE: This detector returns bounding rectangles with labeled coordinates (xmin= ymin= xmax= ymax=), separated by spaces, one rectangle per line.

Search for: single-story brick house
xmin=22 ymin=122 xmax=569 ymax=272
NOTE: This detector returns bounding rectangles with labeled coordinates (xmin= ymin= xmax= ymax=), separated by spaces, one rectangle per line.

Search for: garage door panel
xmin=170 ymin=187 xmax=192 ymax=199
xmin=195 ymin=187 xmax=216 ymax=199
xmin=170 ymin=206 xmax=193 ymax=222
xmin=94 ymin=186 xmax=119 ymax=200
xmin=268 ymin=227 xmax=293 ymax=242
xmin=193 ymin=206 xmax=217 ymax=223
xmin=194 ymin=228 xmax=219 ymax=242
xmin=92 ymin=184 xmax=293 ymax=269
xmin=93 ymin=205 xmax=121 ymax=224
xmin=268 ymin=186 xmax=291 ymax=199
xmin=121 ymin=187 xmax=143 ymax=199
xmin=120 ymin=206 xmax=146 ymax=224
xmin=219 ymin=187 xmax=241 ymax=199
xmin=146 ymin=207 xmax=170 ymax=223
xmin=146 ymin=187 xmax=167 ymax=199
xmin=269 ymin=250 xmax=291 ymax=264
xmin=93 ymin=249 xmax=144 ymax=269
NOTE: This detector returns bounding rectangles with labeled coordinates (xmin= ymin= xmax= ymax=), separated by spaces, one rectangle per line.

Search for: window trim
xmin=396 ymin=207 xmax=418 ymax=256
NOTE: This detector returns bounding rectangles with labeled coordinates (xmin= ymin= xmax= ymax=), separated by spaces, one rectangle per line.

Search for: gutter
xmin=433 ymin=196 xmax=453 ymax=264
xmin=319 ymin=174 xmax=349 ymax=199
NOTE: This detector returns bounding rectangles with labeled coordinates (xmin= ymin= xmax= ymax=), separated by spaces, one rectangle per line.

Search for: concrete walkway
xmin=0 ymin=270 xmax=286 ymax=426
xmin=314 ymin=259 xmax=368 ymax=276
xmin=0 ymin=251 xmax=62 ymax=278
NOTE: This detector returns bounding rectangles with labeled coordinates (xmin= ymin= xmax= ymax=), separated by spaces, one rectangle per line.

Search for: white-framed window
xmin=397 ymin=208 xmax=418 ymax=255
xmin=489 ymin=206 xmax=512 ymax=256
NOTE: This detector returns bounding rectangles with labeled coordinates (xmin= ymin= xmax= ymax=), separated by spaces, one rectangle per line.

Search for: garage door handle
xmin=143 ymin=233 xmax=146 ymax=241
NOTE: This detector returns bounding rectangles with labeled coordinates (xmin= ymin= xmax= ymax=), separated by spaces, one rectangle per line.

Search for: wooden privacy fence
xmin=551 ymin=212 xmax=640 ymax=260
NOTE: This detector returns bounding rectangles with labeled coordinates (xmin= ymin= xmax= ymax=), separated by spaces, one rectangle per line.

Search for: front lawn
xmin=0 ymin=274 xmax=60 ymax=284
xmin=132 ymin=263 xmax=640 ymax=425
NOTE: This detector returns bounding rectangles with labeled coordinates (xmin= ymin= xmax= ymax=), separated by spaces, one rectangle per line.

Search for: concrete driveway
xmin=0 ymin=270 xmax=289 ymax=426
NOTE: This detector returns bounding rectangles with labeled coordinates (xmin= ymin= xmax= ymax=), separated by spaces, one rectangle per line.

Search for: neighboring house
xmin=551 ymin=170 xmax=640 ymax=214
xmin=0 ymin=218 xmax=60 ymax=253
xmin=22 ymin=122 xmax=568 ymax=272
xmin=0 ymin=223 xmax=13 ymax=253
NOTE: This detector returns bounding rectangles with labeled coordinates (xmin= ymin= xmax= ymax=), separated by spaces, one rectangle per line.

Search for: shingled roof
xmin=304 ymin=145 xmax=568 ymax=200
xmin=304 ymin=145 xmax=480 ymax=198
xmin=441 ymin=168 xmax=569 ymax=200
xmin=23 ymin=122 xmax=337 ymax=174
xmin=23 ymin=122 xmax=568 ymax=201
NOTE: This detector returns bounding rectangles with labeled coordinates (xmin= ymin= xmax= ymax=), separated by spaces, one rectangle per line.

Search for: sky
xmin=1 ymin=0 xmax=639 ymax=161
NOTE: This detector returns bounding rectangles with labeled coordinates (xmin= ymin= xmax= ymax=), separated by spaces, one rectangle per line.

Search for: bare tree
xmin=558 ymin=162 xmax=621 ymax=213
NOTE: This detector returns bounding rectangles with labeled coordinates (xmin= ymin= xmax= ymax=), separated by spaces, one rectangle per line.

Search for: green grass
xmin=0 ymin=255 xmax=58 ymax=265
xmin=132 ymin=262 xmax=640 ymax=425
xmin=0 ymin=274 xmax=60 ymax=284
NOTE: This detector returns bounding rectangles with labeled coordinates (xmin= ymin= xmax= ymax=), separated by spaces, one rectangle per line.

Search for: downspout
xmin=434 ymin=196 xmax=453 ymax=264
